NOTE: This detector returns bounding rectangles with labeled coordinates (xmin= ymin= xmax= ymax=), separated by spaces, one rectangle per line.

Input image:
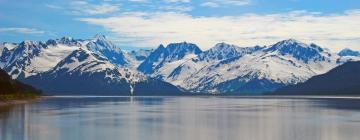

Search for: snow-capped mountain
xmin=23 ymin=48 xmax=159 ymax=95
xmin=338 ymin=48 xmax=360 ymax=57
xmin=1 ymin=36 xmax=357 ymax=95
xmin=85 ymin=35 xmax=128 ymax=66
xmin=141 ymin=39 xmax=344 ymax=94
xmin=0 ymin=35 xmax=129 ymax=79
xmin=0 ymin=40 xmax=71 ymax=79
xmin=137 ymin=42 xmax=202 ymax=76
xmin=197 ymin=42 xmax=264 ymax=61
xmin=124 ymin=49 xmax=153 ymax=69
xmin=0 ymin=35 xmax=183 ymax=95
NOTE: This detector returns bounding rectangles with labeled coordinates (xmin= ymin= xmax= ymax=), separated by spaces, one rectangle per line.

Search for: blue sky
xmin=0 ymin=0 xmax=360 ymax=51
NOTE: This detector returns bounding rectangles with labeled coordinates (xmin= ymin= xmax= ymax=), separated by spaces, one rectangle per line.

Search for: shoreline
xmin=0 ymin=97 xmax=44 ymax=107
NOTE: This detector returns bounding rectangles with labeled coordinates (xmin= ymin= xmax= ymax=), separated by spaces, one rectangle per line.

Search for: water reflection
xmin=1 ymin=97 xmax=360 ymax=140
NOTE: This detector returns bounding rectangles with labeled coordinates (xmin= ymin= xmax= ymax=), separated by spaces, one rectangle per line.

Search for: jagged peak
xmin=19 ymin=40 xmax=43 ymax=47
xmin=338 ymin=48 xmax=360 ymax=56
xmin=273 ymin=38 xmax=307 ymax=47
xmin=60 ymin=36 xmax=73 ymax=41
xmin=89 ymin=34 xmax=117 ymax=49
xmin=93 ymin=34 xmax=107 ymax=40
xmin=165 ymin=42 xmax=202 ymax=53
xmin=166 ymin=42 xmax=197 ymax=48
xmin=266 ymin=39 xmax=313 ymax=52
xmin=212 ymin=42 xmax=239 ymax=50
xmin=1 ymin=42 xmax=16 ymax=45
xmin=46 ymin=39 xmax=57 ymax=46
xmin=158 ymin=44 xmax=165 ymax=49
xmin=265 ymin=39 xmax=329 ymax=63
xmin=283 ymin=38 xmax=300 ymax=43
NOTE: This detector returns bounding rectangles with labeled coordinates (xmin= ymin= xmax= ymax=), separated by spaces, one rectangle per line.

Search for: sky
xmin=0 ymin=0 xmax=360 ymax=51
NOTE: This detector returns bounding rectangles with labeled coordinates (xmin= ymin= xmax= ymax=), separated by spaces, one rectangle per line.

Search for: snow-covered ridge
xmin=137 ymin=42 xmax=202 ymax=75
xmin=0 ymin=35 xmax=131 ymax=79
xmin=138 ymin=39 xmax=357 ymax=94
xmin=1 ymin=36 xmax=358 ymax=94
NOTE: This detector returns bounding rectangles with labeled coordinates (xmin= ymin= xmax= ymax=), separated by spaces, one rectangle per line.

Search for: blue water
xmin=1 ymin=96 xmax=360 ymax=140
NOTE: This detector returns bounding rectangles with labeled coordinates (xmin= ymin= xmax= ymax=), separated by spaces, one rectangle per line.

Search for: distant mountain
xmin=0 ymin=35 xmax=129 ymax=79
xmin=22 ymin=48 xmax=132 ymax=95
xmin=85 ymin=35 xmax=128 ymax=66
xmin=21 ymin=48 xmax=183 ymax=96
xmin=197 ymin=42 xmax=263 ymax=61
xmin=1 ymin=36 xmax=359 ymax=95
xmin=137 ymin=42 xmax=202 ymax=75
xmin=0 ymin=68 xmax=40 ymax=95
xmin=125 ymin=49 xmax=153 ymax=69
xmin=338 ymin=48 xmax=360 ymax=57
xmin=144 ymin=39 xmax=343 ymax=94
xmin=0 ymin=36 xmax=183 ymax=96
xmin=273 ymin=61 xmax=360 ymax=95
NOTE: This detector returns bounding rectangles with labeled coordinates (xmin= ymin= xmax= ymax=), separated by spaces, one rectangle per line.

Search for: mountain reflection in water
xmin=1 ymin=96 xmax=360 ymax=140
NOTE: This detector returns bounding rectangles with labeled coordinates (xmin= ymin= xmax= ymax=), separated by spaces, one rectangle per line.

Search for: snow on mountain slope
xmin=197 ymin=42 xmax=264 ymax=61
xmin=23 ymin=48 xmax=183 ymax=95
xmin=137 ymin=42 xmax=202 ymax=75
xmin=124 ymin=49 xmax=153 ymax=69
xmin=27 ymin=44 xmax=78 ymax=73
xmin=46 ymin=48 xmax=143 ymax=82
xmin=149 ymin=39 xmax=341 ymax=94
xmin=0 ymin=42 xmax=17 ymax=54
xmin=0 ymin=35 xmax=131 ymax=79
xmin=23 ymin=48 xmax=137 ymax=95
xmin=163 ymin=42 xmax=261 ymax=86
xmin=2 ymin=36 xmax=356 ymax=95
xmin=0 ymin=40 xmax=80 ymax=79
xmin=85 ymin=35 xmax=128 ymax=66
xmin=0 ymin=42 xmax=17 ymax=68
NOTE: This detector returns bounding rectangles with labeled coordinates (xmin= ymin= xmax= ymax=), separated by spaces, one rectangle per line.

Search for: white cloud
xmin=163 ymin=0 xmax=191 ymax=3
xmin=45 ymin=4 xmax=63 ymax=10
xmin=70 ymin=1 xmax=120 ymax=15
xmin=201 ymin=0 xmax=251 ymax=7
xmin=47 ymin=1 xmax=120 ymax=15
xmin=159 ymin=5 xmax=193 ymax=12
xmin=128 ymin=0 xmax=148 ymax=2
xmin=0 ymin=27 xmax=45 ymax=34
xmin=79 ymin=10 xmax=360 ymax=51
xmin=200 ymin=2 xmax=220 ymax=8
xmin=221 ymin=0 xmax=251 ymax=6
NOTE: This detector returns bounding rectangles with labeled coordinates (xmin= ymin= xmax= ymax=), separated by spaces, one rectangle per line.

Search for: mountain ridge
xmin=1 ymin=35 xmax=359 ymax=95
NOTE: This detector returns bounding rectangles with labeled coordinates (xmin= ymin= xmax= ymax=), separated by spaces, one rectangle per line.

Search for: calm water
xmin=1 ymin=96 xmax=360 ymax=140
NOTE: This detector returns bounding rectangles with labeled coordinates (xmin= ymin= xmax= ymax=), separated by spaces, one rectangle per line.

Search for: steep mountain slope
xmin=85 ymin=35 xmax=128 ymax=66
xmin=138 ymin=42 xmax=202 ymax=77
xmin=23 ymin=48 xmax=131 ymax=95
xmin=0 ymin=35 xmax=129 ymax=79
xmin=124 ymin=49 xmax=153 ymax=69
xmin=0 ymin=68 xmax=40 ymax=95
xmin=23 ymin=48 xmax=182 ymax=95
xmin=0 ymin=36 xmax=183 ymax=95
xmin=23 ymin=48 xmax=183 ymax=95
xmin=273 ymin=61 xmax=360 ymax=95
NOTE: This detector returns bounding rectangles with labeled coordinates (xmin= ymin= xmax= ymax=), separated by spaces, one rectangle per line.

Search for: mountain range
xmin=1 ymin=35 xmax=359 ymax=95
